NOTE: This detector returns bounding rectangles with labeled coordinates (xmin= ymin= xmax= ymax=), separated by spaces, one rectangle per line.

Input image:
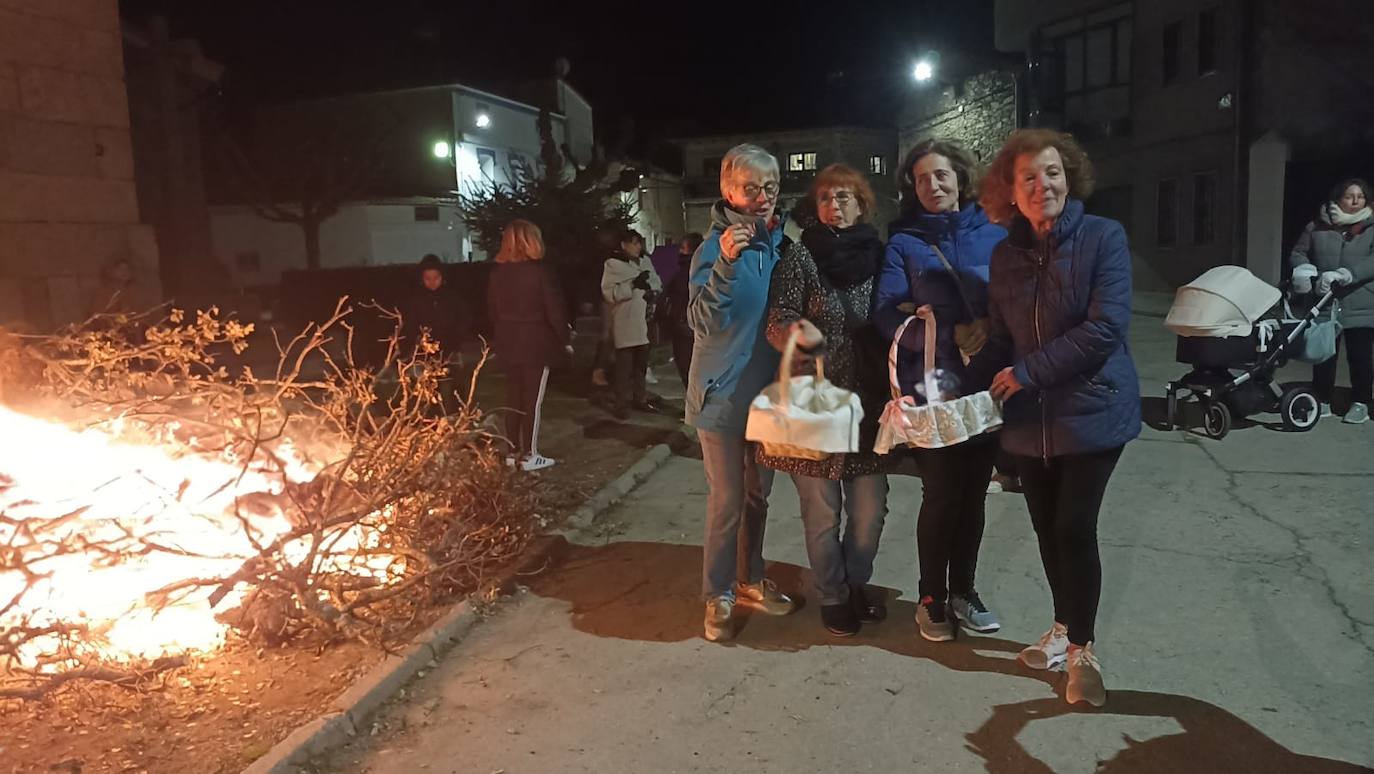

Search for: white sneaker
xmin=645 ymin=367 xmax=659 ymax=385
xmin=520 ymin=454 xmax=556 ymax=472
xmin=1343 ymin=402 xmax=1369 ymax=424
xmin=1020 ymin=622 xmax=1070 ymax=670
xmin=1320 ymin=402 xmax=1334 ymax=419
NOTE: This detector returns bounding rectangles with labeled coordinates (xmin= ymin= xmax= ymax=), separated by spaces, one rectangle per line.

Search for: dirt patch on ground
xmin=2 ymin=359 xmax=685 ymax=774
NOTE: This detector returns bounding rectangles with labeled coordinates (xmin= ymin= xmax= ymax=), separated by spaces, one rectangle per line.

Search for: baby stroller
xmin=1164 ymin=266 xmax=1338 ymax=439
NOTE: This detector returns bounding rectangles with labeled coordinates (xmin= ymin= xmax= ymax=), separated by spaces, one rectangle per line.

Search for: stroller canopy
xmin=1165 ymin=265 xmax=1281 ymax=337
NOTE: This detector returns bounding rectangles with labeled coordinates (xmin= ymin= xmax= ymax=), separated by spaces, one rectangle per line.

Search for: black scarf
xmin=801 ymin=222 xmax=884 ymax=288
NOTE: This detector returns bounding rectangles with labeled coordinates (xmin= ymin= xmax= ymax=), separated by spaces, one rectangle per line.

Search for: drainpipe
xmin=1231 ymin=0 xmax=1254 ymax=266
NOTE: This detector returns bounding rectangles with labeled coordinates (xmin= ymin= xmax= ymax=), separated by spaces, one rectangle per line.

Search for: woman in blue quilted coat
xmin=972 ymin=129 xmax=1141 ymax=709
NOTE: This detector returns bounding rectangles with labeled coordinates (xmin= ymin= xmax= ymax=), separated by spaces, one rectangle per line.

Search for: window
xmin=787 ymin=152 xmax=818 ymax=172
xmin=1157 ymin=179 xmax=1178 ymax=247
xmin=702 ymin=156 xmax=721 ymax=177
xmin=508 ymin=151 xmax=530 ymax=180
xmin=476 ymin=147 xmax=496 ymax=181
xmin=1198 ymin=7 xmax=1219 ymax=74
xmin=1041 ymin=11 xmax=1131 ymax=109
xmin=1193 ymin=173 xmax=1217 ymax=244
xmin=869 ymin=155 xmax=886 ymax=175
xmin=414 ymin=205 xmax=439 ymax=222
xmin=235 ymin=250 xmax=261 ymax=273
xmin=1162 ymin=21 xmax=1182 ymax=85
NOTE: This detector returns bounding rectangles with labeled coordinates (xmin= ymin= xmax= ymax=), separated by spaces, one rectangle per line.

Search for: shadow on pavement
xmin=966 ymin=693 xmax=1372 ymax=773
xmin=529 ymin=537 xmax=1368 ymax=774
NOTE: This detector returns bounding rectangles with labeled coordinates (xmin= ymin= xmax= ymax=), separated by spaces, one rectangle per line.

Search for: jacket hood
xmin=1007 ymin=198 xmax=1086 ymax=249
xmin=889 ymin=204 xmax=990 ymax=241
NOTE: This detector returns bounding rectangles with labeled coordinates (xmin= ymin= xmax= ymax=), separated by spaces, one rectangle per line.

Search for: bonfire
xmin=0 ymin=301 xmax=534 ymax=701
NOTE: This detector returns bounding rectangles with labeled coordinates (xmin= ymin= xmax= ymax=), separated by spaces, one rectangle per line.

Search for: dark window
xmin=1157 ymin=179 xmax=1178 ymax=246
xmin=414 ymin=206 xmax=439 ymax=222
xmin=1162 ymin=21 xmax=1182 ymax=85
xmin=1045 ymin=15 xmax=1131 ymax=100
xmin=1198 ymin=8 xmax=1219 ymax=74
xmin=235 ymin=251 xmax=261 ymax=273
xmin=1193 ymin=173 xmax=1217 ymax=244
xmin=702 ymin=156 xmax=721 ymax=177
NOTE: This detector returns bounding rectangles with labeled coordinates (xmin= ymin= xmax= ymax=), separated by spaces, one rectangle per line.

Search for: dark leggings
xmin=1015 ymin=446 xmax=1124 ymax=646
xmin=1313 ymin=327 xmax=1374 ymax=406
xmin=504 ymin=365 xmax=550 ymax=457
xmin=916 ymin=437 xmax=998 ymax=600
xmin=672 ymin=332 xmax=694 ymax=388
xmin=612 ymin=344 xmax=650 ymax=407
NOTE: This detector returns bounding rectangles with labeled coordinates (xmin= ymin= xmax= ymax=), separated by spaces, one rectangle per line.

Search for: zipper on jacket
xmin=1033 ymin=241 xmax=1049 ymax=464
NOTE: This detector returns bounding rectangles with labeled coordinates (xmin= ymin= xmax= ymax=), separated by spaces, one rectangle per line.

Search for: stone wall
xmin=898 ymin=71 xmax=1017 ymax=165
xmin=0 ymin=0 xmax=158 ymax=330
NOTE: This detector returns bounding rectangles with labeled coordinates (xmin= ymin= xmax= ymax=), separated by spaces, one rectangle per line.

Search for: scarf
xmin=801 ymin=222 xmax=883 ymax=288
xmin=1321 ymin=203 xmax=1373 ymax=227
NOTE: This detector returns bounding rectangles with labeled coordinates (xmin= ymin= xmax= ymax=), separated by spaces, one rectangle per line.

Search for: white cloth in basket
xmin=745 ymin=328 xmax=863 ymax=458
xmin=874 ymin=309 xmax=1002 ymax=453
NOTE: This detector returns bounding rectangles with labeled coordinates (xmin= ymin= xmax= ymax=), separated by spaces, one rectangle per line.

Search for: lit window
xmin=788 ymin=152 xmax=818 ymax=172
xmin=869 ymin=155 xmax=886 ymax=175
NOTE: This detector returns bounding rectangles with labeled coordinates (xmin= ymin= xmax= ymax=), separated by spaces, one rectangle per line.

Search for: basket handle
xmin=778 ymin=324 xmax=826 ymax=409
xmin=886 ymin=307 xmax=937 ymax=401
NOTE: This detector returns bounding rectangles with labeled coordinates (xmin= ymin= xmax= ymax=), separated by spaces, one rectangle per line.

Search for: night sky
xmin=118 ymin=0 xmax=996 ymax=169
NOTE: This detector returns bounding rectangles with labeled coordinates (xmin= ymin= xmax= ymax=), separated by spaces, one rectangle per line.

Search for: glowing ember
xmin=0 ymin=404 xmax=327 ymax=666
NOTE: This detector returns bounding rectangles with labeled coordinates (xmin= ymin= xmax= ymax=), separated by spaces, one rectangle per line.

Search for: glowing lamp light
xmin=475 ymin=112 xmax=491 ymax=128
xmin=914 ymin=60 xmax=934 ymax=83
xmin=432 ymin=141 xmax=451 ymax=159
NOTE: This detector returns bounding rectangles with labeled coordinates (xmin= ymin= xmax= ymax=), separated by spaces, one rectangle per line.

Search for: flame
xmin=0 ymin=403 xmax=329 ymax=666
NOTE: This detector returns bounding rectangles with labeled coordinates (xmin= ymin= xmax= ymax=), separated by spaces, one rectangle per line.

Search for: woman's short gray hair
xmin=719 ymin=143 xmax=779 ymax=197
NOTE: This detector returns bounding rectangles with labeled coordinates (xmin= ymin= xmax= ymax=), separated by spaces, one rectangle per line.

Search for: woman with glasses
xmin=688 ymin=143 xmax=798 ymax=642
xmin=759 ymin=164 xmax=893 ymax=636
xmin=874 ymin=138 xmax=1008 ymax=643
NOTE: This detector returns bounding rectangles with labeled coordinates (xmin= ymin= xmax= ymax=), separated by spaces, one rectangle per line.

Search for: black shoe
xmin=850 ymin=585 xmax=886 ymax=623
xmin=632 ymin=400 xmax=660 ymax=414
xmin=821 ymin=603 xmax=860 ymax=637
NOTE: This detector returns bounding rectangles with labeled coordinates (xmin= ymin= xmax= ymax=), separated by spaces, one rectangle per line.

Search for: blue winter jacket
xmin=875 ymin=204 xmax=1007 ymax=398
xmin=970 ymin=199 xmax=1142 ymax=458
xmin=685 ymin=201 xmax=787 ymax=434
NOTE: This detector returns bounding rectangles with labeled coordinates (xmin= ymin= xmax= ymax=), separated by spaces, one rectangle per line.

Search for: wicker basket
xmin=747 ymin=326 xmax=863 ymax=461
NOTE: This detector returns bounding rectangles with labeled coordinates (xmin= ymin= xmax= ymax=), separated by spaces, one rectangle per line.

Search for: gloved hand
xmin=1292 ymin=263 xmax=1317 ymax=294
xmin=1317 ymin=268 xmax=1354 ymax=295
xmin=954 ymin=318 xmax=989 ymax=358
xmin=632 ymin=270 xmax=652 ymax=291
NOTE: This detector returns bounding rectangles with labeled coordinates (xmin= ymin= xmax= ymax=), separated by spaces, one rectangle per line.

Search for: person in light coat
xmin=601 ymin=229 xmax=662 ymax=419
xmin=1289 ymin=178 xmax=1374 ymax=424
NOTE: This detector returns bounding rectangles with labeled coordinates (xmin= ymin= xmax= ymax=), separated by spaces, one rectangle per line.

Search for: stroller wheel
xmin=1203 ymin=401 xmax=1231 ymax=439
xmin=1279 ymin=387 xmax=1321 ymax=432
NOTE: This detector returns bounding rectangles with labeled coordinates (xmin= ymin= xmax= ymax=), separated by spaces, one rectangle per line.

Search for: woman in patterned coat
xmin=758 ymin=164 xmax=893 ymax=637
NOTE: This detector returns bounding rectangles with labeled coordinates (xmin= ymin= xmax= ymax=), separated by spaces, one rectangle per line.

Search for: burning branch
xmin=0 ymin=302 xmax=535 ymax=701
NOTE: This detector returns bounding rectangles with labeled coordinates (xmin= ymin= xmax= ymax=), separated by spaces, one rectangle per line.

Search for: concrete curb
xmin=241 ymin=428 xmax=690 ymax=773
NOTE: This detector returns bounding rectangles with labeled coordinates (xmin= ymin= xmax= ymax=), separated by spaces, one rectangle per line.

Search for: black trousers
xmin=504 ymin=365 xmax=550 ymax=457
xmin=916 ymin=437 xmax=999 ymax=600
xmin=612 ymin=344 xmax=650 ymax=407
xmin=672 ymin=332 xmax=694 ymax=388
xmin=1015 ymin=446 xmax=1124 ymax=646
xmin=1313 ymin=327 xmax=1374 ymax=406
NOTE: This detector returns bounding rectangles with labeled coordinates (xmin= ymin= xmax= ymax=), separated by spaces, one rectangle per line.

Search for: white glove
xmin=1317 ymin=268 xmax=1354 ymax=294
xmin=1292 ymin=263 xmax=1318 ymax=294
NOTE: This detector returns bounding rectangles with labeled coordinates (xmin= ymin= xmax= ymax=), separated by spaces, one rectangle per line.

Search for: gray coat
xmin=1289 ymin=211 xmax=1374 ymax=329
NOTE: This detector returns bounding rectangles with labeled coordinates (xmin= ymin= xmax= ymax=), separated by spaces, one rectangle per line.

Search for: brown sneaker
xmin=1065 ymin=642 xmax=1106 ymax=707
xmin=704 ymin=596 xmax=735 ymax=642
xmin=734 ymin=579 xmax=796 ymax=616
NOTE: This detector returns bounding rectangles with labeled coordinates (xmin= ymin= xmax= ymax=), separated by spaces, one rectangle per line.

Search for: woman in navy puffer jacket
xmin=874 ymin=138 xmax=1008 ymax=645
xmin=972 ymin=129 xmax=1140 ymax=710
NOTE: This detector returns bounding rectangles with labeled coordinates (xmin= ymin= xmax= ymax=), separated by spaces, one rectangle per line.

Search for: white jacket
xmin=601 ymin=255 xmax=662 ymax=348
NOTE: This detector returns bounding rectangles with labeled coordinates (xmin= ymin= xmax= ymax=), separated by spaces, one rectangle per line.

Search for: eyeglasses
xmin=740 ymin=181 xmax=780 ymax=200
xmin=818 ymin=192 xmax=856 ymax=206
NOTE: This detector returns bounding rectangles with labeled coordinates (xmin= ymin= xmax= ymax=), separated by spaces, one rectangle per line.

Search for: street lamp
xmin=432 ymin=140 xmax=451 ymax=159
xmin=475 ymin=112 xmax=491 ymax=129
xmin=913 ymin=60 xmax=934 ymax=83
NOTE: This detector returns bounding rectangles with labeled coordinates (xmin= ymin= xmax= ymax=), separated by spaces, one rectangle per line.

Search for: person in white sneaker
xmin=1289 ymin=178 xmax=1374 ymax=425
xmin=971 ymin=130 xmax=1142 ymax=707
xmin=487 ymin=220 xmax=573 ymax=472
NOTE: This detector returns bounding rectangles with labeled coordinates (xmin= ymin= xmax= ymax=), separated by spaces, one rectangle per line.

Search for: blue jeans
xmin=699 ymin=429 xmax=775 ymax=600
xmin=791 ymin=474 xmax=889 ymax=606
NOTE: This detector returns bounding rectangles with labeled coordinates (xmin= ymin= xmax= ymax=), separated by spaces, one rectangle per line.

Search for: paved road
xmin=319 ymin=310 xmax=1374 ymax=774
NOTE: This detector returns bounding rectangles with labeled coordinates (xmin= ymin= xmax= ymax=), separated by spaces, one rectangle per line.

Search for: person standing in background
xmin=658 ymin=232 xmax=706 ymax=387
xmin=601 ymin=229 xmax=662 ymax=420
xmin=404 ymin=254 xmax=469 ymax=414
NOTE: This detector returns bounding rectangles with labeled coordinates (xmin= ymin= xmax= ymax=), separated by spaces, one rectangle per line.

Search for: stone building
xmin=677 ymin=127 xmax=898 ymax=237
xmin=997 ymin=0 xmax=1374 ymax=289
xmin=0 ymin=0 xmax=158 ymax=330
xmin=899 ymin=70 xmax=1019 ymax=165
